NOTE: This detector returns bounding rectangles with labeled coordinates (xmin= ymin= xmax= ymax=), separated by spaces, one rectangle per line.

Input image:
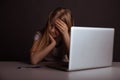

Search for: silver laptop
xmin=47 ymin=26 xmax=115 ymax=71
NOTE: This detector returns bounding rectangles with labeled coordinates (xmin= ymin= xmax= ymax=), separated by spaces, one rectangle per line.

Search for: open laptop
xmin=47 ymin=26 xmax=115 ymax=71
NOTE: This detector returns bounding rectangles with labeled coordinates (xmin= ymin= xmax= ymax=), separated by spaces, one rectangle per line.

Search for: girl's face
xmin=49 ymin=23 xmax=60 ymax=39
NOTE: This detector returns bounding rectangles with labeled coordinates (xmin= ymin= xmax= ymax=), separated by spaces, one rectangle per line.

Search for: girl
xmin=30 ymin=7 xmax=73 ymax=64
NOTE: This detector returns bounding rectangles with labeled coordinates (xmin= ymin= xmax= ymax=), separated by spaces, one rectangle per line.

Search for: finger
xmin=56 ymin=19 xmax=63 ymax=23
xmin=55 ymin=22 xmax=64 ymax=32
xmin=56 ymin=19 xmax=64 ymax=27
xmin=56 ymin=19 xmax=68 ymax=30
xmin=49 ymin=34 xmax=53 ymax=39
xmin=55 ymin=20 xmax=64 ymax=30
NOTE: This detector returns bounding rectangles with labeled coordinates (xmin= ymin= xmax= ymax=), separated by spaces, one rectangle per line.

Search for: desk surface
xmin=0 ymin=61 xmax=120 ymax=80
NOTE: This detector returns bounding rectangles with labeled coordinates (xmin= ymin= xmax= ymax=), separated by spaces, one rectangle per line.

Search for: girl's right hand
xmin=49 ymin=34 xmax=56 ymax=46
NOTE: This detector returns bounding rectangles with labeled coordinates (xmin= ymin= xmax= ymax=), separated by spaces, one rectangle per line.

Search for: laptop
xmin=47 ymin=26 xmax=115 ymax=71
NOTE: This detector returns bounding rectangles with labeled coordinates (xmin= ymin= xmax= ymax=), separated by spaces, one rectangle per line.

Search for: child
xmin=30 ymin=7 xmax=73 ymax=64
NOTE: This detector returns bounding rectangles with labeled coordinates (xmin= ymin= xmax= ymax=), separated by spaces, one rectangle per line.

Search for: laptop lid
xmin=69 ymin=26 xmax=114 ymax=71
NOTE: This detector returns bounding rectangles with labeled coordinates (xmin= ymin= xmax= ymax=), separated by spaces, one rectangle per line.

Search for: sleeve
xmin=34 ymin=32 xmax=41 ymax=41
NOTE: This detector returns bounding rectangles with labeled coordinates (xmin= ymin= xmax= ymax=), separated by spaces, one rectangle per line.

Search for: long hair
xmin=36 ymin=7 xmax=73 ymax=51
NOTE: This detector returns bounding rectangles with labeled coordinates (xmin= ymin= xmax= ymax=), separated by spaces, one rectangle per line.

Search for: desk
xmin=0 ymin=62 xmax=120 ymax=80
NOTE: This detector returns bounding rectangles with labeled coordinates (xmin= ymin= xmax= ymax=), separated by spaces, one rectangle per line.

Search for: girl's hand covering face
xmin=55 ymin=19 xmax=68 ymax=35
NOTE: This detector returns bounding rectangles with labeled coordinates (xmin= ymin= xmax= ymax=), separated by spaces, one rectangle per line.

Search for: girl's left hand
xmin=55 ymin=19 xmax=69 ymax=35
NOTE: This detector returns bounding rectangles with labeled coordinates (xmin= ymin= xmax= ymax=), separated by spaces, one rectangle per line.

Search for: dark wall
xmin=0 ymin=0 xmax=120 ymax=62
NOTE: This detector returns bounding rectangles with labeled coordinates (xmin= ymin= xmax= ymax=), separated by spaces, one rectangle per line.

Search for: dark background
xmin=0 ymin=0 xmax=120 ymax=62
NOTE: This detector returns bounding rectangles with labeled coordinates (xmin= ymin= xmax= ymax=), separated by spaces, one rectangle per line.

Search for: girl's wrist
xmin=63 ymin=32 xmax=69 ymax=38
xmin=50 ymin=41 xmax=56 ymax=47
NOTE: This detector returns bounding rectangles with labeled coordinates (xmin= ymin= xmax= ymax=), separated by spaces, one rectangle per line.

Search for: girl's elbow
xmin=31 ymin=59 xmax=38 ymax=65
xmin=30 ymin=51 xmax=43 ymax=65
xmin=30 ymin=52 xmax=38 ymax=65
xmin=31 ymin=58 xmax=42 ymax=65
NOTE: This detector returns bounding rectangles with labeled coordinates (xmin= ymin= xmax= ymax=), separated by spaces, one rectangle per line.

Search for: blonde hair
xmin=37 ymin=7 xmax=73 ymax=51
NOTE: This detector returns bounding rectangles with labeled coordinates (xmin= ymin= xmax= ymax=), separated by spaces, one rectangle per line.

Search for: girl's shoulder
xmin=34 ymin=31 xmax=42 ymax=41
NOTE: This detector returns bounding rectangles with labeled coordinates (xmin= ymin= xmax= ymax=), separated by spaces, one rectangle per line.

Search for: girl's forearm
xmin=63 ymin=33 xmax=70 ymax=52
xmin=31 ymin=43 xmax=55 ymax=64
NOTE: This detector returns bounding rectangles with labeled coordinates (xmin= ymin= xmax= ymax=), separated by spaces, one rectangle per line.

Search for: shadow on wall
xmin=0 ymin=0 xmax=120 ymax=62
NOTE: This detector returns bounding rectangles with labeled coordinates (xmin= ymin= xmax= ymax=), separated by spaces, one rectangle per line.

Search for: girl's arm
xmin=30 ymin=34 xmax=56 ymax=65
xmin=62 ymin=32 xmax=70 ymax=53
